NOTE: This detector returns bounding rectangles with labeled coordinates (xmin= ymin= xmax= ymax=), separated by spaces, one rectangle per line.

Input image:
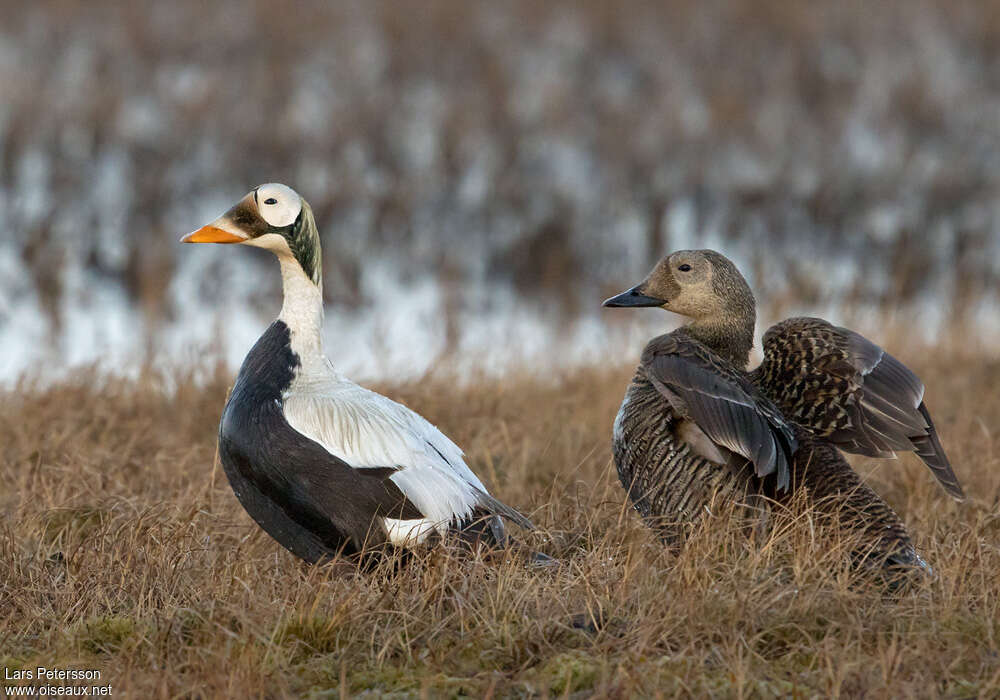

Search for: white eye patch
xmin=256 ymin=183 xmax=302 ymax=228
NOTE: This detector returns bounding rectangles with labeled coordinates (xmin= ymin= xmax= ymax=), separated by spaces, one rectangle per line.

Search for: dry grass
xmin=2 ymin=348 xmax=1000 ymax=698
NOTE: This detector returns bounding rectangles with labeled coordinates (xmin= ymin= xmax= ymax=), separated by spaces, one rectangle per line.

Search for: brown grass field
xmin=2 ymin=342 xmax=999 ymax=698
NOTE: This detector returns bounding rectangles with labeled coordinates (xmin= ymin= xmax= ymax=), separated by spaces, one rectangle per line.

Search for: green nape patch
xmin=37 ymin=506 xmax=109 ymax=548
xmin=72 ymin=616 xmax=137 ymax=655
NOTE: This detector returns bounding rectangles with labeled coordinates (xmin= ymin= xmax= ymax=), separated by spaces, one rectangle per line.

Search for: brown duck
xmin=604 ymin=249 xmax=963 ymax=572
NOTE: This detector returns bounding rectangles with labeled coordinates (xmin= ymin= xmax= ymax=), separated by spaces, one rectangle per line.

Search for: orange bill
xmin=180 ymin=226 xmax=246 ymax=244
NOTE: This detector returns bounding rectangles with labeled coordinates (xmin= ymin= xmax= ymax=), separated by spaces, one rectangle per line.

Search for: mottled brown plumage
xmin=604 ymin=249 xmax=960 ymax=573
xmin=612 ymin=330 xmax=796 ymax=543
xmin=752 ymin=317 xmax=964 ymax=500
xmin=784 ymin=429 xmax=927 ymax=573
xmin=612 ymin=364 xmax=755 ymax=543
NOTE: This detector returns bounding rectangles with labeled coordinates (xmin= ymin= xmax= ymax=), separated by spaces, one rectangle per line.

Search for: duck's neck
xmin=682 ymin=315 xmax=755 ymax=369
xmin=276 ymin=254 xmax=325 ymax=366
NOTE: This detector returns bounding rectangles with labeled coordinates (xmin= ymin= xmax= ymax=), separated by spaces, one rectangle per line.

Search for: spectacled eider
xmin=181 ymin=183 xmax=532 ymax=563
xmin=603 ymin=257 xmax=797 ymax=545
xmin=604 ymin=249 xmax=962 ymax=573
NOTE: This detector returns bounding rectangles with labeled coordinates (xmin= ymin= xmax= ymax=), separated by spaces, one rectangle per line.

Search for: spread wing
xmin=282 ymin=380 xmax=533 ymax=541
xmin=755 ymin=317 xmax=964 ymax=500
xmin=643 ymin=336 xmax=798 ymax=491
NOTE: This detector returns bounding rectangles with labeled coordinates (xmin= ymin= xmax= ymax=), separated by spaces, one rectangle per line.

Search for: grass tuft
xmin=274 ymin=616 xmax=343 ymax=658
xmin=536 ymin=650 xmax=601 ymax=695
xmin=74 ymin=616 xmax=137 ymax=655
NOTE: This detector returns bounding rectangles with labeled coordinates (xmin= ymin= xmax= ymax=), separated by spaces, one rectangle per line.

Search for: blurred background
xmin=1 ymin=0 xmax=999 ymax=382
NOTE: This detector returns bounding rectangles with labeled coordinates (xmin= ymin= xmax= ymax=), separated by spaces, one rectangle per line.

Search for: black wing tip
xmin=939 ymin=478 xmax=965 ymax=501
xmin=482 ymin=493 xmax=535 ymax=531
xmin=910 ymin=443 xmax=965 ymax=501
xmin=499 ymin=509 xmax=535 ymax=532
xmin=911 ymin=404 xmax=965 ymax=501
xmin=914 ymin=449 xmax=965 ymax=501
xmin=753 ymin=439 xmax=792 ymax=493
xmin=754 ymin=460 xmax=790 ymax=493
xmin=774 ymin=426 xmax=796 ymax=493
xmin=774 ymin=453 xmax=792 ymax=493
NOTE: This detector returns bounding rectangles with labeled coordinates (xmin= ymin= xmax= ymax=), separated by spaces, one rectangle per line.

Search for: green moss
xmin=351 ymin=669 xmax=490 ymax=699
xmin=356 ymin=668 xmax=424 ymax=695
xmin=650 ymin=656 xmax=818 ymax=696
xmin=74 ymin=616 xmax=136 ymax=654
xmin=294 ymin=658 xmax=492 ymax=700
xmin=537 ymin=651 xmax=600 ymax=695
xmin=0 ymin=657 xmax=26 ymax=673
xmin=275 ymin=616 xmax=341 ymax=656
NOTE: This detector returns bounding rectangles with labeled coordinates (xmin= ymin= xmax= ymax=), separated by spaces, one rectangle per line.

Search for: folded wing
xmin=282 ymin=380 xmax=533 ymax=543
xmin=643 ymin=335 xmax=798 ymax=491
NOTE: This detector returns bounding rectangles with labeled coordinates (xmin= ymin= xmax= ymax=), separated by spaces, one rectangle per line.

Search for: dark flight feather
xmin=643 ymin=333 xmax=797 ymax=491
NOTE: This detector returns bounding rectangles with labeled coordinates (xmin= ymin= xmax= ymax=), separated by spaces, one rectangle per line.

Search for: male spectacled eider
xmin=604 ymin=249 xmax=963 ymax=574
xmin=181 ymin=183 xmax=533 ymax=563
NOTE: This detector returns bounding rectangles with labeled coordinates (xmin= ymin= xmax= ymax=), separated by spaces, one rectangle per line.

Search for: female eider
xmin=181 ymin=183 xmax=532 ymax=563
xmin=604 ymin=250 xmax=962 ymax=571
xmin=603 ymin=252 xmax=797 ymax=544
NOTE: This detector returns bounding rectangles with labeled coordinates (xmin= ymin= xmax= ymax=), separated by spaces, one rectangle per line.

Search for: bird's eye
xmin=264 ymin=198 xmax=278 ymax=205
xmin=678 ymin=264 xmax=692 ymax=272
